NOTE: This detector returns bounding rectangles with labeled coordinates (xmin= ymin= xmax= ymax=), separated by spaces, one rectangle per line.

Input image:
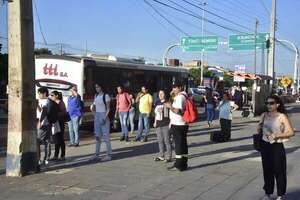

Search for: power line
xmin=199 ymin=2 xmax=256 ymax=25
xmin=154 ymin=2 xmax=227 ymax=39
xmin=227 ymin=0 xmax=268 ymax=18
xmin=211 ymin=0 xmax=265 ymax=22
xmin=150 ymin=0 xmax=247 ymax=34
xmin=135 ymin=0 xmax=179 ymax=39
xmin=144 ymin=0 xmax=190 ymax=36
xmin=180 ymin=0 xmax=253 ymax=32
xmin=33 ymin=0 xmax=47 ymax=45
xmin=258 ymin=0 xmax=271 ymax=15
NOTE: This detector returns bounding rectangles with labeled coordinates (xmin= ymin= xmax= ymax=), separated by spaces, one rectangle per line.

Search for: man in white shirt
xmin=165 ymin=80 xmax=189 ymax=171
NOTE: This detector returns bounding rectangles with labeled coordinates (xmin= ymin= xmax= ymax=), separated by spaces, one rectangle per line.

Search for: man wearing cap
xmin=165 ymin=80 xmax=189 ymax=171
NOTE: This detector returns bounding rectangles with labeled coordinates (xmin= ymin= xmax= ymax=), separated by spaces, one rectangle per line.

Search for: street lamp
xmin=276 ymin=39 xmax=299 ymax=95
xmin=200 ymin=1 xmax=207 ymax=86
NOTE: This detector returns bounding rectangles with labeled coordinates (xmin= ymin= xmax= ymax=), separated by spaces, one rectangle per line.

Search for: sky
xmin=0 ymin=0 xmax=299 ymax=77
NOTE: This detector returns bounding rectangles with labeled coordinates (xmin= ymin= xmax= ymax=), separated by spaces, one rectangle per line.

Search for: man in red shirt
xmin=116 ymin=86 xmax=132 ymax=142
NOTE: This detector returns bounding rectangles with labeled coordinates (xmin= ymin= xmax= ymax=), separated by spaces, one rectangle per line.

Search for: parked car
xmin=188 ymin=88 xmax=206 ymax=105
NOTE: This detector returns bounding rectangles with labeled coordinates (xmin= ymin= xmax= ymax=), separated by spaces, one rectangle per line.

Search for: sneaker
xmin=134 ymin=137 xmax=140 ymax=142
xmin=89 ymin=155 xmax=100 ymax=161
xmin=120 ymin=136 xmax=125 ymax=141
xmin=102 ymin=155 xmax=112 ymax=162
xmin=58 ymin=157 xmax=66 ymax=161
xmin=68 ymin=143 xmax=74 ymax=147
xmin=276 ymin=196 xmax=285 ymax=200
xmin=154 ymin=157 xmax=165 ymax=162
xmin=125 ymin=136 xmax=130 ymax=142
xmin=74 ymin=143 xmax=79 ymax=147
xmin=44 ymin=160 xmax=49 ymax=165
xmin=261 ymin=195 xmax=272 ymax=200
xmin=141 ymin=136 xmax=148 ymax=142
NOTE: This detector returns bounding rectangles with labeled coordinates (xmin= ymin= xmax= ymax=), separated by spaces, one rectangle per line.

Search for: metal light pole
xmin=162 ymin=43 xmax=181 ymax=66
xmin=200 ymin=1 xmax=207 ymax=86
xmin=276 ymin=39 xmax=299 ymax=94
xmin=268 ymin=0 xmax=276 ymax=83
xmin=254 ymin=19 xmax=259 ymax=74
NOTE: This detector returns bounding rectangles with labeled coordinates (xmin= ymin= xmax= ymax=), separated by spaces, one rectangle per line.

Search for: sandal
xmin=154 ymin=157 xmax=165 ymax=161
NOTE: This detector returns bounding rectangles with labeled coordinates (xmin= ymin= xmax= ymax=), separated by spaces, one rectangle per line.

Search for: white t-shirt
xmin=170 ymin=92 xmax=187 ymax=126
xmin=94 ymin=93 xmax=110 ymax=113
xmin=218 ymin=100 xmax=235 ymax=120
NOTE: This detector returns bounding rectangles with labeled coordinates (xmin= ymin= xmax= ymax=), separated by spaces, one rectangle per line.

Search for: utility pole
xmin=200 ymin=1 xmax=207 ymax=86
xmin=60 ymin=43 xmax=63 ymax=55
xmin=6 ymin=0 xmax=38 ymax=176
xmin=254 ymin=19 xmax=259 ymax=74
xmin=267 ymin=0 xmax=276 ymax=84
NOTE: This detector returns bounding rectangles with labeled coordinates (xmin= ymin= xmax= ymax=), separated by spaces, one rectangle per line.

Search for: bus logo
xmin=43 ymin=63 xmax=68 ymax=77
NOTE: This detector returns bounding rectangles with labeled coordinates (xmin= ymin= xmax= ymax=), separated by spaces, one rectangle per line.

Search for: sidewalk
xmin=0 ymin=104 xmax=300 ymax=200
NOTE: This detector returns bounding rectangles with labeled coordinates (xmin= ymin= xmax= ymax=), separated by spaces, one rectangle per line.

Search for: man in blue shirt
xmin=67 ymin=86 xmax=83 ymax=147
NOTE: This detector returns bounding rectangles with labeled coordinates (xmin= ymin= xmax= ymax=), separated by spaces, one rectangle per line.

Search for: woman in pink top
xmin=116 ymin=86 xmax=131 ymax=142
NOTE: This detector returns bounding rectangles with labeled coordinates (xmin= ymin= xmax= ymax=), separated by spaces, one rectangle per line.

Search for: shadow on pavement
xmin=188 ymin=127 xmax=244 ymax=137
xmin=188 ymin=146 xmax=300 ymax=170
xmin=189 ymin=135 xmax=253 ymax=149
xmin=286 ymin=188 xmax=300 ymax=200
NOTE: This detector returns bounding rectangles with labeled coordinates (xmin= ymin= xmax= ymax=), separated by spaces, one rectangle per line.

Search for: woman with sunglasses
xmin=50 ymin=91 xmax=67 ymax=161
xmin=258 ymin=95 xmax=295 ymax=200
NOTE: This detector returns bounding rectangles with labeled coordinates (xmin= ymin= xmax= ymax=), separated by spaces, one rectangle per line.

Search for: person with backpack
xmin=153 ymin=90 xmax=172 ymax=163
xmin=90 ymin=84 xmax=112 ymax=161
xmin=67 ymin=86 xmax=83 ymax=147
xmin=135 ymin=86 xmax=153 ymax=142
xmin=216 ymin=92 xmax=238 ymax=141
xmin=115 ymin=86 xmax=131 ymax=142
xmin=37 ymin=87 xmax=60 ymax=166
xmin=165 ymin=80 xmax=192 ymax=171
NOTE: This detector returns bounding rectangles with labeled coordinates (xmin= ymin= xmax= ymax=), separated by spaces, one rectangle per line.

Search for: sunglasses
xmin=265 ymin=101 xmax=276 ymax=105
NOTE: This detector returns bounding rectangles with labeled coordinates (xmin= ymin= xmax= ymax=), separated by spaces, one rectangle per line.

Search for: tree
xmin=34 ymin=48 xmax=52 ymax=55
xmin=189 ymin=67 xmax=216 ymax=86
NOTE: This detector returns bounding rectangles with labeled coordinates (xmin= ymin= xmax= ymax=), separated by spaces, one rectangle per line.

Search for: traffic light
xmin=266 ymin=39 xmax=270 ymax=49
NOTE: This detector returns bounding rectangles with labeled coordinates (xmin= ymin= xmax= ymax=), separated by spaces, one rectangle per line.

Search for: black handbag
xmin=253 ymin=114 xmax=266 ymax=152
xmin=253 ymin=133 xmax=263 ymax=151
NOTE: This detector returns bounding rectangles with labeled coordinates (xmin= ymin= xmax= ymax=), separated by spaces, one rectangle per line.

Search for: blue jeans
xmin=119 ymin=112 xmax=129 ymax=137
xmin=137 ymin=113 xmax=150 ymax=138
xmin=206 ymin=104 xmax=215 ymax=123
xmin=127 ymin=107 xmax=135 ymax=133
xmin=68 ymin=116 xmax=80 ymax=144
xmin=94 ymin=112 xmax=112 ymax=156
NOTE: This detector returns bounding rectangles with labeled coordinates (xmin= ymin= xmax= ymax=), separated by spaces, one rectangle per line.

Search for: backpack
xmin=181 ymin=93 xmax=197 ymax=123
xmin=46 ymin=99 xmax=60 ymax=124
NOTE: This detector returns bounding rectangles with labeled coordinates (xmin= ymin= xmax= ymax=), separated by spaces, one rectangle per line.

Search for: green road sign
xmin=229 ymin=33 xmax=270 ymax=50
xmin=181 ymin=36 xmax=218 ymax=52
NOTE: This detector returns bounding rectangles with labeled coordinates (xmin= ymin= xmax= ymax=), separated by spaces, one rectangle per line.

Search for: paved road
xmin=0 ymin=103 xmax=300 ymax=200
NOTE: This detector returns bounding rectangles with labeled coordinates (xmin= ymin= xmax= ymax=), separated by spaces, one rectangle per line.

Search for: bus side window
xmin=84 ymin=67 xmax=94 ymax=96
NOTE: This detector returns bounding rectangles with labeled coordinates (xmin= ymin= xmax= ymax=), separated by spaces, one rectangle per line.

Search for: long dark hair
xmin=266 ymin=95 xmax=287 ymax=114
